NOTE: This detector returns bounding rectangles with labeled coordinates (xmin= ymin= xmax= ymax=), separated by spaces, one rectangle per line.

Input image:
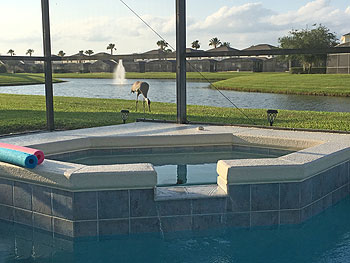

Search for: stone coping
xmin=0 ymin=122 xmax=349 ymax=192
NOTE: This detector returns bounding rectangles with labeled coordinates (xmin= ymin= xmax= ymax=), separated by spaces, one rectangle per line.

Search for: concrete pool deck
xmin=0 ymin=122 xmax=349 ymax=237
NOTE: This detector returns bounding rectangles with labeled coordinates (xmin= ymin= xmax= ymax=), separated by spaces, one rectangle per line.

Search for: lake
xmin=0 ymin=78 xmax=350 ymax=112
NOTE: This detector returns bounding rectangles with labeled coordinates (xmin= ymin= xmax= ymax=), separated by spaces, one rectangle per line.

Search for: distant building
xmin=205 ymin=46 xmax=239 ymax=60
xmin=340 ymin=33 xmax=350 ymax=44
xmin=242 ymin=44 xmax=277 ymax=59
xmin=327 ymin=33 xmax=350 ymax=74
xmin=216 ymin=58 xmax=263 ymax=72
xmin=89 ymin=60 xmax=117 ymax=73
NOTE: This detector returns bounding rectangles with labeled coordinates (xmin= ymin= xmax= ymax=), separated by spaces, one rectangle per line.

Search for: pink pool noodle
xmin=0 ymin=143 xmax=45 ymax=165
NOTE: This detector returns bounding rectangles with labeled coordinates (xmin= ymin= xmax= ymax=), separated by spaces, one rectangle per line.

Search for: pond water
xmin=1 ymin=78 xmax=350 ymax=112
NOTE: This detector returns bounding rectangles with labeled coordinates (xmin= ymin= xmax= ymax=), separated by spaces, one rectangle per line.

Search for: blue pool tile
xmin=53 ymin=218 xmax=73 ymax=237
xmin=300 ymin=178 xmax=313 ymax=207
xmin=74 ymin=192 xmax=97 ymax=220
xmin=300 ymin=205 xmax=313 ymax=222
xmin=321 ymin=169 xmax=336 ymax=196
xmin=74 ymin=221 xmax=97 ymax=237
xmin=52 ymin=189 xmax=73 ymax=220
xmin=0 ymin=204 xmax=14 ymax=221
xmin=157 ymin=200 xmax=191 ymax=216
xmin=322 ymin=194 xmax=333 ymax=211
xmin=251 ymin=211 xmax=279 ymax=227
xmin=280 ymin=210 xmax=300 ymax=225
xmin=311 ymin=174 xmax=322 ymax=202
xmin=99 ymin=219 xmax=129 ymax=236
xmin=33 ymin=227 xmax=53 ymax=247
xmin=280 ymin=183 xmax=300 ymax=209
xmin=32 ymin=185 xmax=52 ymax=215
xmin=332 ymin=185 xmax=349 ymax=205
xmin=160 ymin=216 xmax=192 ymax=232
xmin=225 ymin=212 xmax=250 ymax=228
xmin=130 ymin=189 xmax=157 ymax=217
xmin=33 ymin=212 xmax=52 ymax=232
xmin=227 ymin=185 xmax=250 ymax=212
xmin=130 ymin=217 xmax=160 ymax=234
xmin=14 ymin=208 xmax=32 ymax=227
xmin=173 ymin=146 xmax=195 ymax=153
xmin=0 ymin=178 xmax=13 ymax=206
xmin=251 ymin=184 xmax=279 ymax=211
xmin=311 ymin=199 xmax=324 ymax=217
xmin=337 ymin=162 xmax=349 ymax=188
xmin=98 ymin=190 xmax=129 ymax=219
xmin=192 ymin=198 xmax=226 ymax=214
xmin=192 ymin=214 xmax=223 ymax=231
xmin=13 ymin=182 xmax=32 ymax=210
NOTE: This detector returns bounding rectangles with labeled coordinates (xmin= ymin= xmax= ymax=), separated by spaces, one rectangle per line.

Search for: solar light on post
xmin=120 ymin=110 xmax=129 ymax=124
xmin=267 ymin=109 xmax=278 ymax=126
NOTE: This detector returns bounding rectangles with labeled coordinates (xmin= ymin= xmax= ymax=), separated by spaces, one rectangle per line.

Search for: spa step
xmin=154 ymin=184 xmax=227 ymax=201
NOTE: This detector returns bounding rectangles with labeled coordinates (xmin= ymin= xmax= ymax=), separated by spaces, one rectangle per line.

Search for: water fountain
xmin=113 ymin=59 xmax=126 ymax=85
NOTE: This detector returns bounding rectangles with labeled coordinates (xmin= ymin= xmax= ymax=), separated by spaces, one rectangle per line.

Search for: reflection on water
xmin=1 ymin=198 xmax=350 ymax=263
xmin=0 ymin=78 xmax=350 ymax=112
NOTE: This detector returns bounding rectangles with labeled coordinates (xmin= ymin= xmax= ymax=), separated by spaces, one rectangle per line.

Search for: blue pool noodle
xmin=0 ymin=147 xmax=38 ymax=168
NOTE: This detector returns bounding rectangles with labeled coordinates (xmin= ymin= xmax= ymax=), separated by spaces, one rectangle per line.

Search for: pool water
xmin=1 ymin=197 xmax=350 ymax=263
xmin=54 ymin=148 xmax=287 ymax=186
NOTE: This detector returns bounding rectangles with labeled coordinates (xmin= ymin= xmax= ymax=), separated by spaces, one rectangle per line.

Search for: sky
xmin=0 ymin=0 xmax=350 ymax=56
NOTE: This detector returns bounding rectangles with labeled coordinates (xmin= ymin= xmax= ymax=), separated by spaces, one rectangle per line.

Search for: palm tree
xmin=7 ymin=49 xmax=15 ymax=56
xmin=58 ymin=50 xmax=66 ymax=57
xmin=26 ymin=49 xmax=34 ymax=56
xmin=156 ymin=40 xmax=168 ymax=51
xmin=106 ymin=43 xmax=116 ymax=55
xmin=191 ymin=40 xmax=200 ymax=50
xmin=209 ymin=37 xmax=221 ymax=48
xmin=221 ymin=42 xmax=231 ymax=47
xmin=85 ymin=50 xmax=94 ymax=56
xmin=78 ymin=50 xmax=84 ymax=56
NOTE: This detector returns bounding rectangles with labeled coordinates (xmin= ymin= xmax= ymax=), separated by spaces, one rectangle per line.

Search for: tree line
xmin=4 ymin=24 xmax=340 ymax=74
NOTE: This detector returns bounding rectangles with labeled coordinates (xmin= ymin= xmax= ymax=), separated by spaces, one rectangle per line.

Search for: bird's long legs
xmin=135 ymin=93 xmax=139 ymax=111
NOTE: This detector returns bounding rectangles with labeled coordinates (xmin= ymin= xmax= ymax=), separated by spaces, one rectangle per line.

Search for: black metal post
xmin=41 ymin=0 xmax=55 ymax=131
xmin=176 ymin=0 xmax=187 ymax=124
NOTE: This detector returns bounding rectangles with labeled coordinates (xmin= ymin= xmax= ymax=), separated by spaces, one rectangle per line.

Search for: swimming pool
xmin=1 ymin=197 xmax=350 ymax=263
xmin=50 ymin=146 xmax=291 ymax=186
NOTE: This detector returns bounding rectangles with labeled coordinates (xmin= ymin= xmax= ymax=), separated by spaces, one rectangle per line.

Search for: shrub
xmin=290 ymin=67 xmax=326 ymax=74
xmin=0 ymin=64 xmax=7 ymax=73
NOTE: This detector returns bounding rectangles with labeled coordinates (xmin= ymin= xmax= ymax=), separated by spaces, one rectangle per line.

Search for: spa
xmin=0 ymin=122 xmax=349 ymax=238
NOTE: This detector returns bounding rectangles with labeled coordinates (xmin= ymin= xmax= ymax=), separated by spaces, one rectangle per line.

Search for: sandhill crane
xmin=131 ymin=81 xmax=151 ymax=112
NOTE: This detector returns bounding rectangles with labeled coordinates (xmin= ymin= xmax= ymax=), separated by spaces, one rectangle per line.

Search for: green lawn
xmin=0 ymin=93 xmax=349 ymax=135
xmin=213 ymin=73 xmax=350 ymax=96
xmin=0 ymin=73 xmax=63 ymax=86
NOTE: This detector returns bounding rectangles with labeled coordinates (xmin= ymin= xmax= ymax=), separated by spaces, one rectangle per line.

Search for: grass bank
xmin=0 ymin=73 xmax=63 ymax=86
xmin=0 ymin=93 xmax=349 ymax=135
xmin=214 ymin=73 xmax=350 ymax=97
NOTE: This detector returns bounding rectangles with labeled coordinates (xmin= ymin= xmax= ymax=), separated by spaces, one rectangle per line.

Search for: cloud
xmin=49 ymin=15 xmax=176 ymax=54
xmin=1 ymin=0 xmax=350 ymax=55
xmin=187 ymin=0 xmax=350 ymax=49
xmin=346 ymin=6 xmax=350 ymax=14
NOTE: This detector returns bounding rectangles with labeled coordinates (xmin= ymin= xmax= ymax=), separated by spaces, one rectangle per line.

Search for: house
xmin=327 ymin=33 xmax=350 ymax=74
xmin=340 ymin=33 xmax=350 ymax=44
xmin=186 ymin=59 xmax=217 ymax=72
xmin=205 ymin=46 xmax=240 ymax=60
xmin=145 ymin=60 xmax=176 ymax=72
xmin=89 ymin=60 xmax=117 ymax=73
xmin=216 ymin=57 xmax=263 ymax=72
xmin=242 ymin=44 xmax=278 ymax=58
